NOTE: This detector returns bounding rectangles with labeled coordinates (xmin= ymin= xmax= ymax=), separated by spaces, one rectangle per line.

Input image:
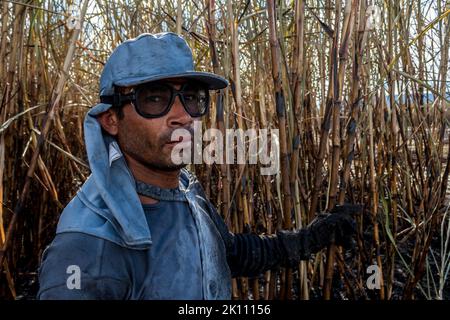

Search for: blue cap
xmin=99 ymin=32 xmax=228 ymax=96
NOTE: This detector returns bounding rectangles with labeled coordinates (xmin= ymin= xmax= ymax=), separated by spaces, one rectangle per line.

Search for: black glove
xmin=277 ymin=204 xmax=361 ymax=266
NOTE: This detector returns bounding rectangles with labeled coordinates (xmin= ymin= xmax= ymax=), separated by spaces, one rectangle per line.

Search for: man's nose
xmin=167 ymin=94 xmax=193 ymax=128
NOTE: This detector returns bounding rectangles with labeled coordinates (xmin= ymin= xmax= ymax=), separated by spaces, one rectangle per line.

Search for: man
xmin=38 ymin=32 xmax=359 ymax=300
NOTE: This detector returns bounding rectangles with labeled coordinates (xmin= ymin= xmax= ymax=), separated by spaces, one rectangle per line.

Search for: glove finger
xmin=333 ymin=224 xmax=345 ymax=245
xmin=341 ymin=233 xmax=354 ymax=249
xmin=335 ymin=219 xmax=356 ymax=247
xmin=343 ymin=217 xmax=356 ymax=235
xmin=335 ymin=211 xmax=356 ymax=234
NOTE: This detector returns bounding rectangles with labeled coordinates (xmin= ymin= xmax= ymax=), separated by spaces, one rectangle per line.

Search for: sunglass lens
xmin=182 ymin=83 xmax=209 ymax=116
xmin=136 ymin=84 xmax=171 ymax=116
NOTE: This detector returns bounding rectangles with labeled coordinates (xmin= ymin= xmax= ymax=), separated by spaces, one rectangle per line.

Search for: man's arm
xmin=226 ymin=233 xmax=286 ymax=277
xmin=38 ymin=233 xmax=130 ymax=300
xmin=204 ymin=200 xmax=360 ymax=278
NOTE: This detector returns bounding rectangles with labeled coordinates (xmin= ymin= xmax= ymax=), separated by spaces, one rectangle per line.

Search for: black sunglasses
xmin=100 ymin=81 xmax=210 ymax=118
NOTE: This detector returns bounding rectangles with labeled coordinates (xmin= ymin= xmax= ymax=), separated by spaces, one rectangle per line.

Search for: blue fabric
xmin=37 ymin=101 xmax=232 ymax=299
xmin=99 ymin=32 xmax=228 ymax=96
xmin=136 ymin=179 xmax=188 ymax=202
xmin=141 ymin=201 xmax=203 ymax=299
xmin=58 ymin=105 xmax=152 ymax=249
xmin=37 ymin=201 xmax=205 ymax=300
xmin=37 ymin=233 xmax=132 ymax=300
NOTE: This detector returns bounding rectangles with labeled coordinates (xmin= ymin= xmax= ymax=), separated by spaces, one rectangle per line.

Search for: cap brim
xmin=114 ymin=71 xmax=228 ymax=90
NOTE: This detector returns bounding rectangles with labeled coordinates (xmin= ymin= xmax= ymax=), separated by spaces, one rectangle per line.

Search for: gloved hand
xmin=277 ymin=204 xmax=361 ymax=266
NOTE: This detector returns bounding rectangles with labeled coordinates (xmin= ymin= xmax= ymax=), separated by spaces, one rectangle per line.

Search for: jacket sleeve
xmin=226 ymin=233 xmax=288 ymax=277
xmin=37 ymin=233 xmax=130 ymax=300
xmin=204 ymin=198 xmax=290 ymax=278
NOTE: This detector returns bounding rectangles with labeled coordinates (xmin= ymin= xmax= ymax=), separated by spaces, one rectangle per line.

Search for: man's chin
xmin=148 ymin=162 xmax=188 ymax=172
xmin=161 ymin=163 xmax=188 ymax=172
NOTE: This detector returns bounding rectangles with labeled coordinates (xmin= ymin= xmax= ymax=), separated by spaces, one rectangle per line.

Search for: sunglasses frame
xmin=110 ymin=81 xmax=210 ymax=119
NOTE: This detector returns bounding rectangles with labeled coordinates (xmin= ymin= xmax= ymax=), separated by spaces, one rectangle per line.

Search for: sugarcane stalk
xmin=368 ymin=101 xmax=385 ymax=299
xmin=0 ymin=0 xmax=89 ymax=273
xmin=267 ymin=0 xmax=294 ymax=299
xmin=321 ymin=0 xmax=342 ymax=300
xmin=176 ymin=0 xmax=182 ymax=35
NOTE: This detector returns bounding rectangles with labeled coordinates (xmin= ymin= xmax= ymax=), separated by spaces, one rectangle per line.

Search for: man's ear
xmin=97 ymin=109 xmax=119 ymax=136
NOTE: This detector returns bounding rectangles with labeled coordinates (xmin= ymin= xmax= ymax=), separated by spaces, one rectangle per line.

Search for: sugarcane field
xmin=0 ymin=0 xmax=450 ymax=303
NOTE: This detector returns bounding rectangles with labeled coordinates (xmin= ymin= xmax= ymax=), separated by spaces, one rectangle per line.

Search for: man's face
xmin=110 ymin=79 xmax=199 ymax=172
